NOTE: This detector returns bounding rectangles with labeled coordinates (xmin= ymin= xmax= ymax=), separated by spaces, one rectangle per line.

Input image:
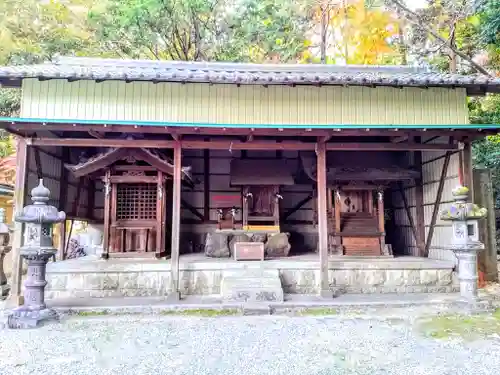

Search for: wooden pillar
xmin=102 ymin=170 xmax=111 ymax=258
xmin=462 ymin=141 xmax=474 ymax=200
xmin=57 ymin=220 xmax=67 ymax=261
xmin=413 ymin=148 xmax=426 ymax=257
xmin=7 ymin=138 xmax=29 ymax=307
xmin=326 ymin=188 xmax=332 ymax=212
xmin=316 ymin=141 xmax=330 ymax=297
xmin=377 ymin=190 xmax=385 ymax=255
xmin=367 ymin=190 xmax=373 ymax=215
xmin=334 ymin=188 xmax=341 ymax=254
xmin=203 ymin=149 xmax=210 ymax=222
xmin=156 ymin=171 xmax=164 ymax=257
xmin=169 ymin=142 xmax=182 ymax=301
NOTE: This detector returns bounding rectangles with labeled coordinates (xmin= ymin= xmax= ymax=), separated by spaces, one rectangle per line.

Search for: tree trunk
xmin=320 ymin=3 xmax=328 ymax=63
xmin=387 ymin=0 xmax=492 ymax=76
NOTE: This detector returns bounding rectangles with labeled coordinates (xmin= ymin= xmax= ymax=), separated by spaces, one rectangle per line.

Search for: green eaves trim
xmin=0 ymin=117 xmax=499 ymax=130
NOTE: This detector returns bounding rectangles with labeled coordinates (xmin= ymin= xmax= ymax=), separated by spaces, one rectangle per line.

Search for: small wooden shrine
xmin=301 ymin=151 xmax=420 ymax=256
xmin=229 ymin=159 xmax=294 ymax=233
xmin=66 ymin=146 xmax=192 ymax=258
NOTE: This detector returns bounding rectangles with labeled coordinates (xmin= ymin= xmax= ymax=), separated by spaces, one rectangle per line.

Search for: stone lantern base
xmin=7 ymin=306 xmax=58 ymax=329
xmin=7 ymin=250 xmax=59 ymax=329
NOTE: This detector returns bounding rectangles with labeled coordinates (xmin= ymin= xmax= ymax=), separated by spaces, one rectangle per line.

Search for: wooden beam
xmin=181 ymin=198 xmax=204 ymax=222
xmin=316 ymin=141 xmax=329 ymax=298
xmin=203 ymin=149 xmax=210 ymax=221
xmin=326 ymin=143 xmax=458 ymax=151
xmin=33 ymin=147 xmax=43 ymax=178
xmin=425 ymin=151 xmax=451 ymax=256
xmin=7 ymin=138 xmax=29 ymax=307
xmin=27 ymin=137 xmax=460 ymax=151
xmin=88 ymin=130 xmax=104 ymax=139
xmin=8 ymin=122 xmax=494 ymax=138
xmin=169 ymin=142 xmax=182 ymax=301
xmin=391 ymin=135 xmax=409 ymax=143
xmin=282 ymin=194 xmax=313 ymax=221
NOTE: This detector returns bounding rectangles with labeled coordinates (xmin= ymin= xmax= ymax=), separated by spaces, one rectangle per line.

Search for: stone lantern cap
xmin=440 ymin=186 xmax=487 ymax=221
xmin=15 ymin=179 xmax=66 ymax=224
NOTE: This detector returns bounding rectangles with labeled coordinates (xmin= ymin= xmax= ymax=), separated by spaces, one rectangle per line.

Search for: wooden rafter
xmin=6 ymin=122 xmax=495 ymax=139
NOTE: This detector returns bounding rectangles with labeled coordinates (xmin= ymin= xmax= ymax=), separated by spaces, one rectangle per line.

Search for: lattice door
xmin=116 ymin=183 xmax=158 ymax=220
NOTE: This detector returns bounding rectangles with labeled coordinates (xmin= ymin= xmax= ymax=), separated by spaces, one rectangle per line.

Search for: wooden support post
xmin=377 ymin=190 xmax=385 ymax=255
xmin=169 ymin=142 xmax=182 ymax=301
xmin=316 ymin=141 xmax=330 ymax=297
xmin=65 ymin=177 xmax=84 ymax=257
xmin=57 ymin=148 xmax=70 ymax=261
xmin=86 ymin=178 xmax=95 ymax=221
xmin=326 ymin=188 xmax=332 ymax=212
xmin=203 ymin=149 xmax=210 ymax=222
xmin=462 ymin=141 xmax=473 ymax=201
xmin=425 ymin=151 xmax=451 ymax=257
xmin=156 ymin=171 xmax=164 ymax=257
xmin=7 ymin=138 xmax=29 ymax=307
xmin=413 ymin=147 xmax=426 ymax=257
xmin=102 ymin=170 xmax=111 ymax=258
xmin=334 ymin=189 xmax=341 ymax=254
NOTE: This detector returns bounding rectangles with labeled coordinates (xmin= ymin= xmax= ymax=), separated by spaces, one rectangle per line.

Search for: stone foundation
xmin=44 ymin=255 xmax=458 ymax=299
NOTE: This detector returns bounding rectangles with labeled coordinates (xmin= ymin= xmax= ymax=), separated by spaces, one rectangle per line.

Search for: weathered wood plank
xmin=170 ymin=142 xmax=182 ymax=300
xmin=316 ymin=141 xmax=329 ymax=297
xmin=27 ymin=138 xmax=460 ymax=151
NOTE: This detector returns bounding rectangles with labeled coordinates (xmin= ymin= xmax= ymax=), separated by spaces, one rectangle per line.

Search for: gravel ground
xmin=1 ymin=310 xmax=500 ymax=375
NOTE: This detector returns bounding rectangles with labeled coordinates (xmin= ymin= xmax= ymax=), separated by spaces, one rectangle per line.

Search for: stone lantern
xmin=440 ymin=186 xmax=487 ymax=302
xmin=0 ymin=208 xmax=12 ymax=299
xmin=7 ymin=179 xmax=66 ymax=329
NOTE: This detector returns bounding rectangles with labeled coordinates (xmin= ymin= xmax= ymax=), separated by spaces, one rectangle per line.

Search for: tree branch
xmin=386 ymin=0 xmax=492 ymax=76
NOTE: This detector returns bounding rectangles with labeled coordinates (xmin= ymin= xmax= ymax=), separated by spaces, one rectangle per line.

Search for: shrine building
xmin=0 ymin=57 xmax=499 ymax=303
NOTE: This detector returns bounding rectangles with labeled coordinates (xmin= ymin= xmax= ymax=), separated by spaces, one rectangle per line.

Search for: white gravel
xmin=1 ymin=312 xmax=500 ymax=375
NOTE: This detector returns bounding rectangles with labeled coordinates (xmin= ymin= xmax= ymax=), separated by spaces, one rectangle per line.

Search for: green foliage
xmin=471 ymin=95 xmax=500 ymax=207
xmin=0 ymin=89 xmax=20 ymax=117
xmin=479 ymin=0 xmax=500 ymax=46
xmin=219 ymin=0 xmax=309 ymax=62
xmin=89 ymin=0 xmax=222 ymax=60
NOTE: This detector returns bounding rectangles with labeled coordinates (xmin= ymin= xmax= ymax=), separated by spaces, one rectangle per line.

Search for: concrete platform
xmin=37 ymin=293 xmax=488 ymax=317
xmin=44 ymin=253 xmax=458 ymax=299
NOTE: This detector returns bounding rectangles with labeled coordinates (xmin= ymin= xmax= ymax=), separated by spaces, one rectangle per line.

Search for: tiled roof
xmin=0 ymin=57 xmax=499 ymax=94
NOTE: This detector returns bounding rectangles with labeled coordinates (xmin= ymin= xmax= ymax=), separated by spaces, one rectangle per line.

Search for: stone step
xmin=221 ymin=269 xmax=284 ymax=303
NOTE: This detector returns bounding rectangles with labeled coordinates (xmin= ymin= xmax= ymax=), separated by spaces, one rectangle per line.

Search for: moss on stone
xmin=417 ymin=309 xmax=500 ymax=340
xmin=159 ymin=308 xmax=240 ymax=317
xmin=76 ymin=310 xmax=110 ymax=316
xmin=297 ymin=307 xmax=339 ymax=316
